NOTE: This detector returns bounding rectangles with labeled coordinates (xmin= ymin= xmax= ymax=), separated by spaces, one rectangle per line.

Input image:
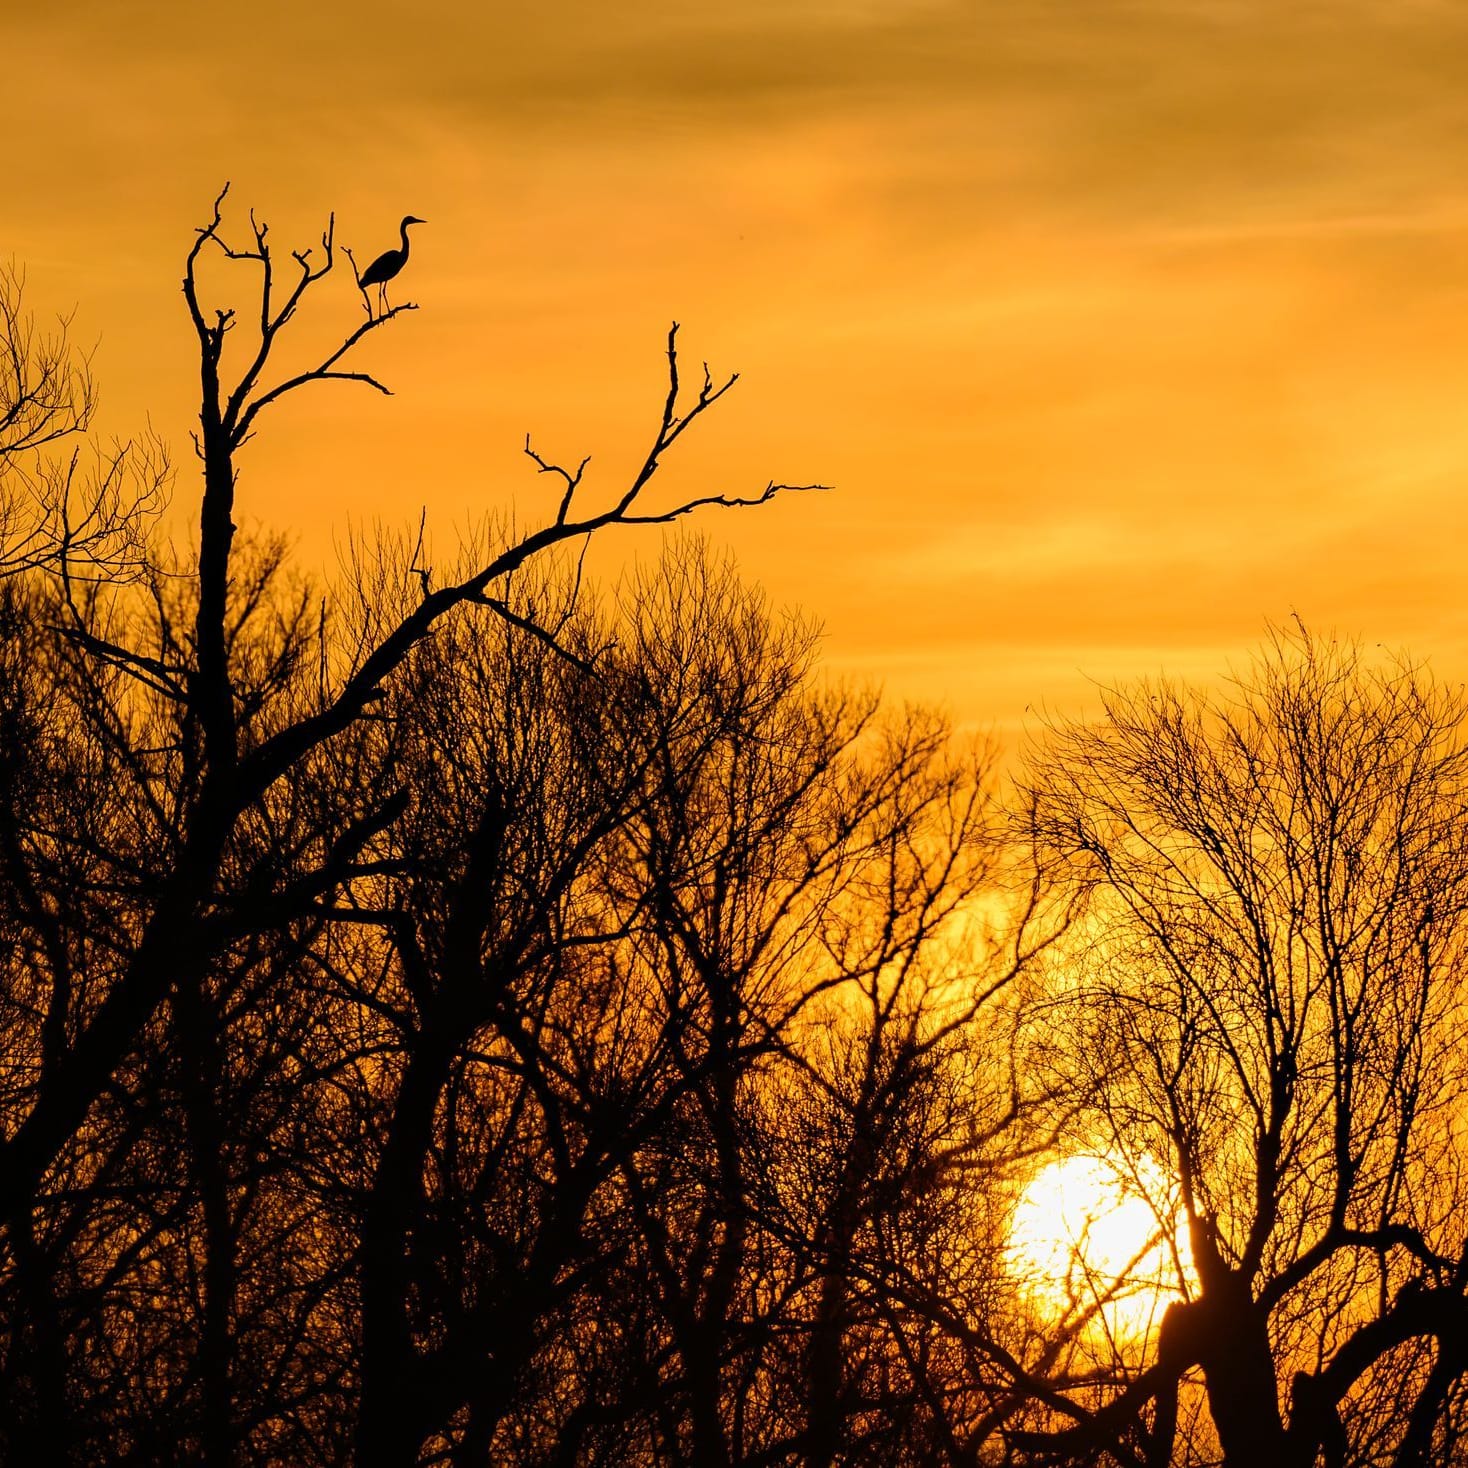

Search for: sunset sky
xmin=11 ymin=0 xmax=1468 ymax=739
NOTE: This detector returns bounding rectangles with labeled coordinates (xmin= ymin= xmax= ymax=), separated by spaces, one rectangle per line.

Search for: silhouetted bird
xmin=357 ymin=215 xmax=426 ymax=314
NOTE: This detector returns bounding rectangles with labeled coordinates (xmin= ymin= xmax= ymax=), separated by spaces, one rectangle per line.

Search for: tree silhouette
xmin=0 ymin=192 xmax=828 ymax=1465
xmin=0 ymin=261 xmax=164 ymax=583
xmin=1019 ymin=627 xmax=1468 ymax=1467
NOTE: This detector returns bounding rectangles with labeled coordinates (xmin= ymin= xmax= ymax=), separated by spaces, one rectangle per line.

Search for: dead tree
xmin=0 ymin=187 xmax=817 ymax=1466
xmin=1017 ymin=627 xmax=1468 ymax=1467
xmin=0 ymin=260 xmax=164 ymax=581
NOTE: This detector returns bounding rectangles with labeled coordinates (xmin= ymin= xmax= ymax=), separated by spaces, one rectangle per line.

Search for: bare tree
xmin=0 ymin=260 xmax=164 ymax=582
xmin=1017 ymin=627 xmax=1468 ymax=1467
xmin=0 ymin=180 xmax=815 ymax=1200
xmin=0 ymin=189 xmax=816 ymax=1466
xmin=581 ymin=550 xmax=1052 ymax=1468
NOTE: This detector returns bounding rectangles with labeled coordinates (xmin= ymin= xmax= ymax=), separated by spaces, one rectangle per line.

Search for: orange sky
xmin=10 ymin=1 xmax=1468 ymax=741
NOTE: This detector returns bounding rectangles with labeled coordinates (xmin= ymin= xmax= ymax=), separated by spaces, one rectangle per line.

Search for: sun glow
xmin=1009 ymin=1154 xmax=1192 ymax=1342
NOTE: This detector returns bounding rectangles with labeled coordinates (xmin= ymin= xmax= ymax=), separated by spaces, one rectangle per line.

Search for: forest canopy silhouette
xmin=3 ymin=194 xmax=1468 ymax=1468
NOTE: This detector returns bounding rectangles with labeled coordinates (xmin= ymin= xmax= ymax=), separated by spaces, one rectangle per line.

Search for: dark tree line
xmin=5 ymin=195 xmax=1468 ymax=1467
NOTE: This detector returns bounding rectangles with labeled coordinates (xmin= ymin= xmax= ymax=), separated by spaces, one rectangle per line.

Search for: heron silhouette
xmin=356 ymin=215 xmax=426 ymax=316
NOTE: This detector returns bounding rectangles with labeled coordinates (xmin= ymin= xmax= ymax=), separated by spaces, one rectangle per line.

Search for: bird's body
xmin=357 ymin=215 xmax=425 ymax=314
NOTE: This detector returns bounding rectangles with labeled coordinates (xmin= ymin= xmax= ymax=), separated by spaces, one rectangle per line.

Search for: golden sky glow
xmin=11 ymin=1 xmax=1468 ymax=736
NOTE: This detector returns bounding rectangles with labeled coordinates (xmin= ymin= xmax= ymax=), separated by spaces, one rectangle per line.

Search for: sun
xmin=1009 ymin=1153 xmax=1192 ymax=1341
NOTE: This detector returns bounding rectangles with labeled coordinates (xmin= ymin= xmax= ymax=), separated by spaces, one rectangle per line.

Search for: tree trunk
xmin=356 ymin=1021 xmax=458 ymax=1468
xmin=1193 ymin=1280 xmax=1290 ymax=1465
